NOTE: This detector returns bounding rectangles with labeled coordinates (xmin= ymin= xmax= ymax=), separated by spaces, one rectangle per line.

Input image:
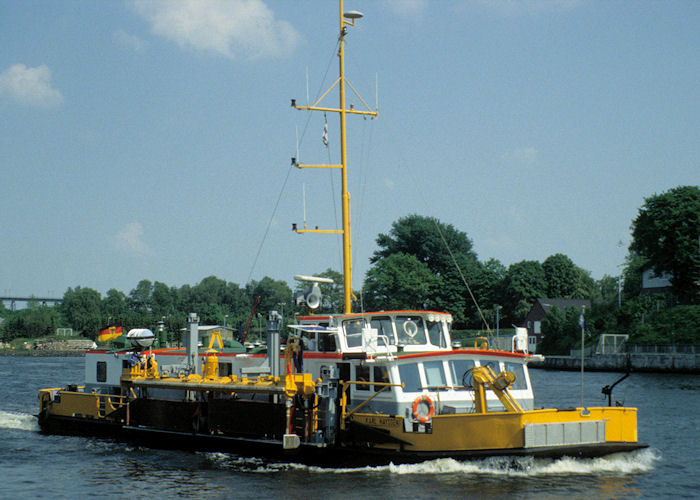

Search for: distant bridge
xmin=0 ymin=296 xmax=63 ymax=311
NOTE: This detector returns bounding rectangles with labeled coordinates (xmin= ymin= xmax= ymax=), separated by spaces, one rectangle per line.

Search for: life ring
xmin=412 ymin=394 xmax=435 ymax=423
xmin=403 ymin=320 xmax=418 ymax=338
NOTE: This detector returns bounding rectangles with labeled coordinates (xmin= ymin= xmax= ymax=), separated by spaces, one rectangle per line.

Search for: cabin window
xmin=504 ymin=362 xmax=527 ymax=390
xmin=96 ymin=361 xmax=107 ymax=383
xmin=480 ymin=360 xmax=500 ymax=374
xmin=396 ymin=316 xmax=426 ymax=345
xmin=318 ymin=332 xmax=337 ymax=352
xmin=219 ymin=362 xmax=233 ymax=377
xmin=398 ymin=363 xmax=421 ymax=392
xmin=356 ymin=364 xmax=370 ymax=391
xmin=449 ymin=359 xmax=476 ymax=388
xmin=373 ymin=366 xmax=390 ymax=392
xmin=370 ymin=316 xmax=395 ymax=345
xmin=423 ymin=361 xmax=446 ymax=389
xmin=343 ymin=319 xmax=365 ymax=348
xmin=427 ymin=320 xmax=446 ymax=347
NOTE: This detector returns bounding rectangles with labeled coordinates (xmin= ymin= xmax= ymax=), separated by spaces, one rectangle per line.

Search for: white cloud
xmin=0 ymin=64 xmax=63 ymax=107
xmin=502 ymin=147 xmax=538 ymax=165
xmin=113 ymin=222 xmax=150 ymax=254
xmin=114 ymin=29 xmax=145 ymax=51
xmin=132 ymin=0 xmax=301 ymax=59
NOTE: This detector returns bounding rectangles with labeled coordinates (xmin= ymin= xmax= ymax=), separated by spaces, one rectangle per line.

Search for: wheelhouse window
xmin=427 ymin=320 xmax=446 ymax=347
xmin=423 ymin=360 xmax=446 ymax=389
xmin=373 ymin=366 xmax=390 ymax=392
xmin=480 ymin=359 xmax=500 ymax=374
xmin=318 ymin=331 xmax=337 ymax=352
xmin=449 ymin=359 xmax=476 ymax=388
xmin=370 ymin=316 xmax=395 ymax=345
xmin=355 ymin=364 xmax=370 ymax=391
xmin=96 ymin=361 xmax=107 ymax=383
xmin=396 ymin=316 xmax=426 ymax=345
xmin=398 ymin=363 xmax=421 ymax=392
xmin=504 ymin=362 xmax=527 ymax=390
xmin=343 ymin=318 xmax=365 ymax=348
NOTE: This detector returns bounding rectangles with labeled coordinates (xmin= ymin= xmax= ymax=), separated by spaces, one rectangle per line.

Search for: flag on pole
xmin=578 ymin=310 xmax=585 ymax=328
xmin=98 ymin=326 xmax=123 ymax=343
xmin=322 ymin=115 xmax=329 ymax=146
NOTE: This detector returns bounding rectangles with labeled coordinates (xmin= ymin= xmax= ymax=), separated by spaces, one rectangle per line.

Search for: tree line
xmin=2 ymin=185 xmax=697 ymax=352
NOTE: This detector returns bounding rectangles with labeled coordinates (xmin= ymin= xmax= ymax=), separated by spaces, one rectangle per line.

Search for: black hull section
xmin=37 ymin=413 xmax=648 ymax=467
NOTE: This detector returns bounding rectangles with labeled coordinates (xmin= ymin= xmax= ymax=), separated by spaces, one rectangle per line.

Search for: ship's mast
xmin=292 ymin=0 xmax=377 ymax=313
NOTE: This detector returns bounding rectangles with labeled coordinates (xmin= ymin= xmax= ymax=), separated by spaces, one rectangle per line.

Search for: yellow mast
xmin=292 ymin=1 xmax=377 ymax=313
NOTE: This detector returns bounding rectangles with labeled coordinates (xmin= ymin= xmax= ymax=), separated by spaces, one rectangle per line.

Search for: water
xmin=1 ymin=356 xmax=697 ymax=498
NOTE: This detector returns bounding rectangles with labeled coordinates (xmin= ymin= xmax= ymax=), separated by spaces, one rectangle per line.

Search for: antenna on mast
xmin=302 ymin=183 xmax=307 ymax=229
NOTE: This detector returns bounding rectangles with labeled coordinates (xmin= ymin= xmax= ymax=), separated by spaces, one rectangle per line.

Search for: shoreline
xmin=0 ymin=350 xmax=85 ymax=357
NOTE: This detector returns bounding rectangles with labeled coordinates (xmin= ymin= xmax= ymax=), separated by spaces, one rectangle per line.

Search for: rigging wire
xmin=378 ymin=121 xmax=492 ymax=333
xmin=324 ymin=112 xmax=343 ymax=270
xmin=246 ymin=165 xmax=295 ymax=285
xmin=247 ymin=41 xmax=340 ymax=284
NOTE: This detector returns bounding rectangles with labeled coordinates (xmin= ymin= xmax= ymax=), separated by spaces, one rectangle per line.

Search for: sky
xmin=1 ymin=0 xmax=698 ymax=301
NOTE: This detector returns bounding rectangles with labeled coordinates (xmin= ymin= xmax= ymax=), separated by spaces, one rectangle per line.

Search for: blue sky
xmin=1 ymin=0 xmax=698 ymax=300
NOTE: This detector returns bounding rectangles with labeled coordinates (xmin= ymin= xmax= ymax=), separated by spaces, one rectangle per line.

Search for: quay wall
xmin=532 ymin=353 xmax=700 ymax=373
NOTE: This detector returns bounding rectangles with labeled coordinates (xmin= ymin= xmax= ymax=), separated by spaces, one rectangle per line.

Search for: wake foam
xmin=0 ymin=410 xmax=39 ymax=432
xmin=202 ymin=448 xmax=659 ymax=476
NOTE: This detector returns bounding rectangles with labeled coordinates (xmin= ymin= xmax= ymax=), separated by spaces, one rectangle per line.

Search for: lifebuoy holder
xmin=412 ymin=394 xmax=435 ymax=423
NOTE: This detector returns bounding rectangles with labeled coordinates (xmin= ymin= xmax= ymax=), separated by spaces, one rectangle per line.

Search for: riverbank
xmin=531 ymin=352 xmax=700 ymax=373
xmin=0 ymin=349 xmax=84 ymax=357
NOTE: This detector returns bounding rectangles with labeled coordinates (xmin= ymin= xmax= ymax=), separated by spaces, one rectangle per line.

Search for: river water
xmin=1 ymin=356 xmax=697 ymax=498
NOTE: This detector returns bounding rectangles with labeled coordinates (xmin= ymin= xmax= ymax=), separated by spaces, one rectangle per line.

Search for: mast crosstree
xmin=291 ymin=0 xmax=377 ymax=314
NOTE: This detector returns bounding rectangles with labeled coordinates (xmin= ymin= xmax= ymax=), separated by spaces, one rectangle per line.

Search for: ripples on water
xmin=0 ymin=356 xmax=696 ymax=498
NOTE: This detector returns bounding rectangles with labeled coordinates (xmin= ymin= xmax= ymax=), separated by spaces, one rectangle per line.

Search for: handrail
xmin=339 ymin=381 xmax=404 ymax=424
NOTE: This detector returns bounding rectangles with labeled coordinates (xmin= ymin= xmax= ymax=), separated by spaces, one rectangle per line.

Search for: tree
xmin=502 ymin=260 xmax=546 ymax=323
xmin=630 ymin=185 xmax=700 ymax=304
xmin=151 ymin=281 xmax=176 ymax=318
xmin=372 ymin=214 xmax=478 ymax=271
xmin=363 ymin=253 xmax=439 ymax=311
xmin=543 ymin=254 xmax=579 ymax=298
xmin=369 ymin=215 xmax=481 ymax=325
xmin=245 ymin=277 xmax=292 ymax=318
xmin=103 ymin=288 xmax=128 ymax=324
xmin=539 ymin=306 xmax=584 ymax=355
xmin=60 ymin=286 xmax=103 ymax=338
xmin=128 ymin=279 xmax=152 ymax=313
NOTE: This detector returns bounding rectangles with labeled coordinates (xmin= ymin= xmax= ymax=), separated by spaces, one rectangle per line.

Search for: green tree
xmin=363 ymin=253 xmax=440 ymax=311
xmin=630 ymin=185 xmax=700 ymax=304
xmin=128 ymin=279 xmax=152 ymax=313
xmin=245 ymin=277 xmax=292 ymax=318
xmin=543 ymin=253 xmax=579 ymax=298
xmin=539 ymin=306 xmax=584 ymax=355
xmin=60 ymin=286 xmax=103 ymax=338
xmin=502 ymin=260 xmax=546 ymax=323
xmin=369 ymin=215 xmax=481 ymax=325
xmin=151 ymin=281 xmax=176 ymax=318
xmin=103 ymin=288 xmax=128 ymax=324
xmin=372 ymin=214 xmax=478 ymax=271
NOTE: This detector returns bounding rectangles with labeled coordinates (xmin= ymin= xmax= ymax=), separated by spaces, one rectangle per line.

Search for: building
xmin=641 ymin=268 xmax=673 ymax=296
xmin=523 ymin=298 xmax=591 ymax=352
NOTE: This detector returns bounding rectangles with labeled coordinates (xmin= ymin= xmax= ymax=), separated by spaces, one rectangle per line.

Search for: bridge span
xmin=0 ymin=296 xmax=63 ymax=311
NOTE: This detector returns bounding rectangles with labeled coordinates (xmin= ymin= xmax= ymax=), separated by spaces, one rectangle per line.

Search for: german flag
xmin=98 ymin=326 xmax=123 ymax=343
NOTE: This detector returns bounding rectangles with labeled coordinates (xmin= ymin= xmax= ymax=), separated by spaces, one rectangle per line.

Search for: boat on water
xmin=38 ymin=1 xmax=646 ymax=466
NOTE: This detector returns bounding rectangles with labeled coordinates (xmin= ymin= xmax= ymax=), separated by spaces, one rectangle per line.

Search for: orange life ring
xmin=412 ymin=394 xmax=435 ymax=423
